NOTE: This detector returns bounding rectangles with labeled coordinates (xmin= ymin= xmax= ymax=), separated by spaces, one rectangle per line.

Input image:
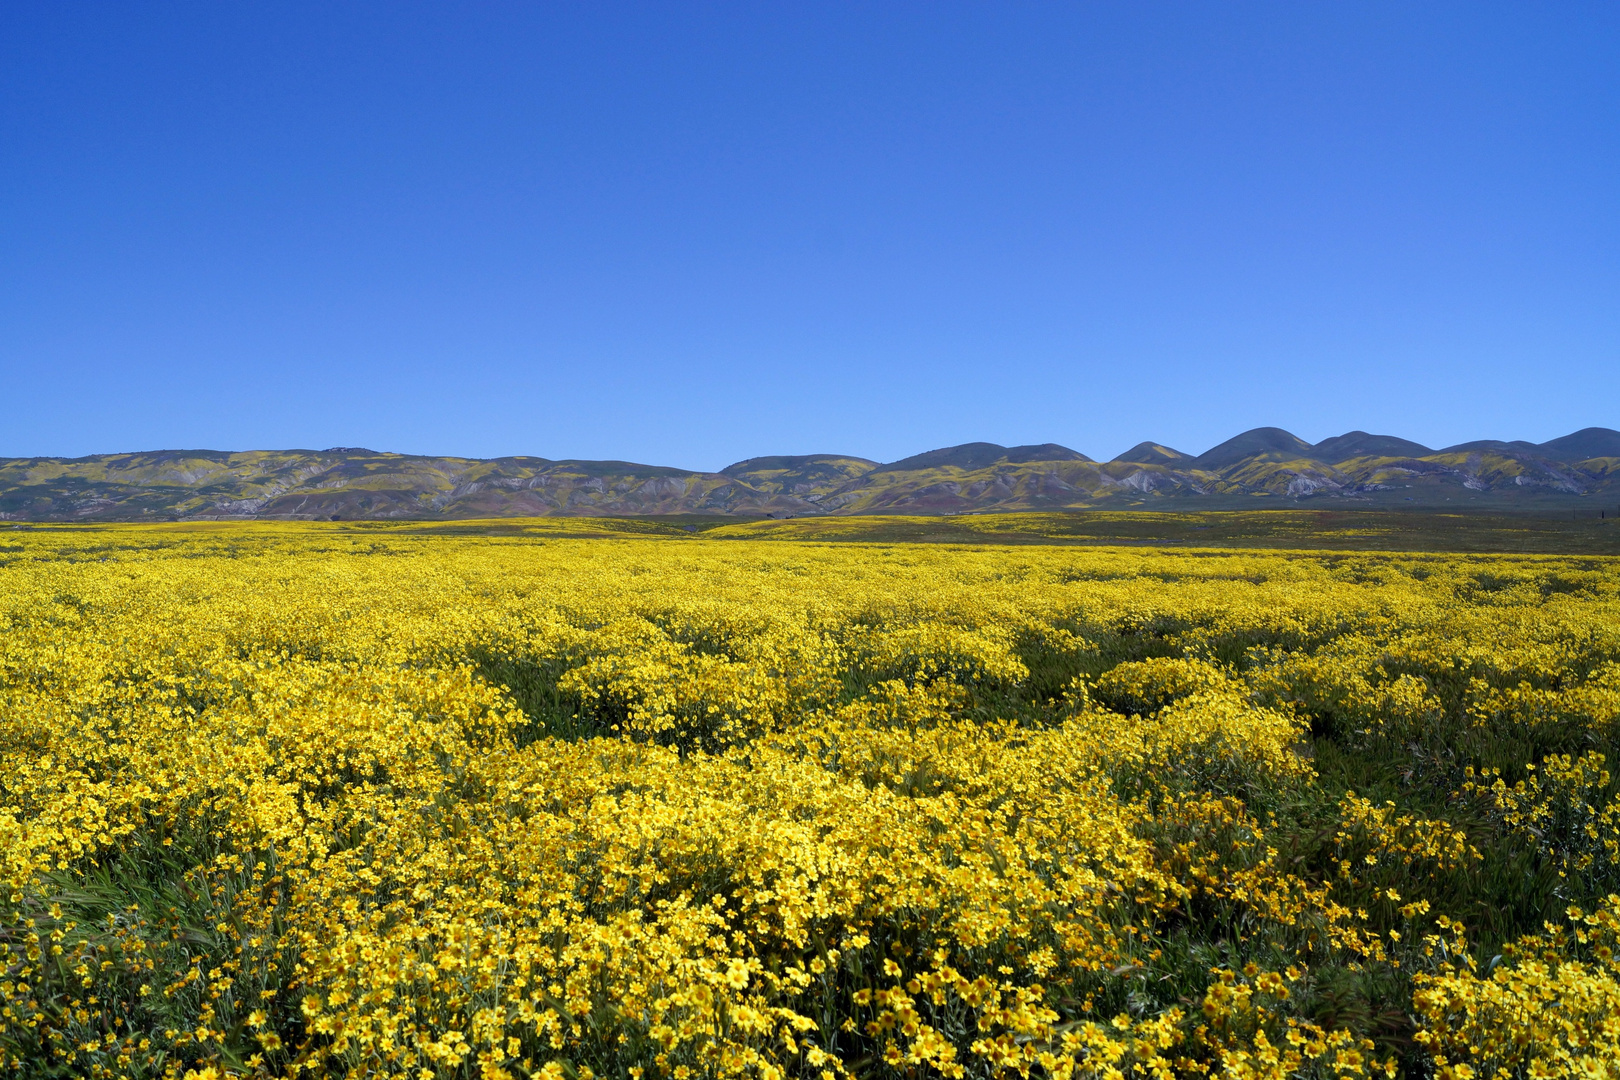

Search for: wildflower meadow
xmin=3 ymin=525 xmax=1618 ymax=1079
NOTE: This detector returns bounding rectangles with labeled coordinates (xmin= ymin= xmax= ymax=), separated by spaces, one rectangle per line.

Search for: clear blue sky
xmin=2 ymin=3 xmax=1616 ymax=469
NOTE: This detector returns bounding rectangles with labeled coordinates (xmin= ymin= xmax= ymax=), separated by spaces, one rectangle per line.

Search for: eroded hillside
xmin=2 ymin=428 xmax=1617 ymax=520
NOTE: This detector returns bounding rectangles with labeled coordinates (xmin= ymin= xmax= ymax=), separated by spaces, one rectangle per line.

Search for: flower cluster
xmin=0 ymin=526 xmax=1617 ymax=1078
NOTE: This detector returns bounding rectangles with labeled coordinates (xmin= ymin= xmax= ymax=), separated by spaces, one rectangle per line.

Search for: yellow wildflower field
xmin=3 ymin=525 xmax=1620 ymax=1079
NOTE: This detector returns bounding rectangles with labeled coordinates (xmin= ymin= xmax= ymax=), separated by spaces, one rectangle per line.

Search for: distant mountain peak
xmin=1440 ymin=439 xmax=1541 ymax=455
xmin=721 ymin=454 xmax=877 ymax=476
xmin=1191 ymin=428 xmax=1314 ymax=471
xmin=1443 ymin=428 xmax=1620 ymax=462
xmin=1112 ymin=441 xmax=1192 ymax=465
xmin=1535 ymin=427 xmax=1620 ymax=462
xmin=873 ymin=442 xmax=1091 ymax=473
xmin=1311 ymin=431 xmax=1433 ymax=463
xmin=719 ymin=454 xmax=879 ymax=497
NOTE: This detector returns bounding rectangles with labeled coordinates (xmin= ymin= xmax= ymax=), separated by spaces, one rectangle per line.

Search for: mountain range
xmin=3 ymin=427 xmax=1617 ymax=521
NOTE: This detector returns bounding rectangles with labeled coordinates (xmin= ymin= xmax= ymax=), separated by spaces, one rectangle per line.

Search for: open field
xmin=11 ymin=506 xmax=1618 ymax=555
xmin=700 ymin=509 xmax=1620 ymax=554
xmin=3 ymin=524 xmax=1620 ymax=1078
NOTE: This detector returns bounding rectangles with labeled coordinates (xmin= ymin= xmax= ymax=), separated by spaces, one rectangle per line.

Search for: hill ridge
xmin=3 ymin=427 xmax=1615 ymax=521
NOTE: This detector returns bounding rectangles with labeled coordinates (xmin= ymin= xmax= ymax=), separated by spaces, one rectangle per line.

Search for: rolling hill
xmin=2 ymin=427 xmax=1617 ymax=521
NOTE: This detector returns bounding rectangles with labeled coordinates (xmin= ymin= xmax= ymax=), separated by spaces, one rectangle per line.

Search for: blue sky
xmin=2 ymin=2 xmax=1616 ymax=469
